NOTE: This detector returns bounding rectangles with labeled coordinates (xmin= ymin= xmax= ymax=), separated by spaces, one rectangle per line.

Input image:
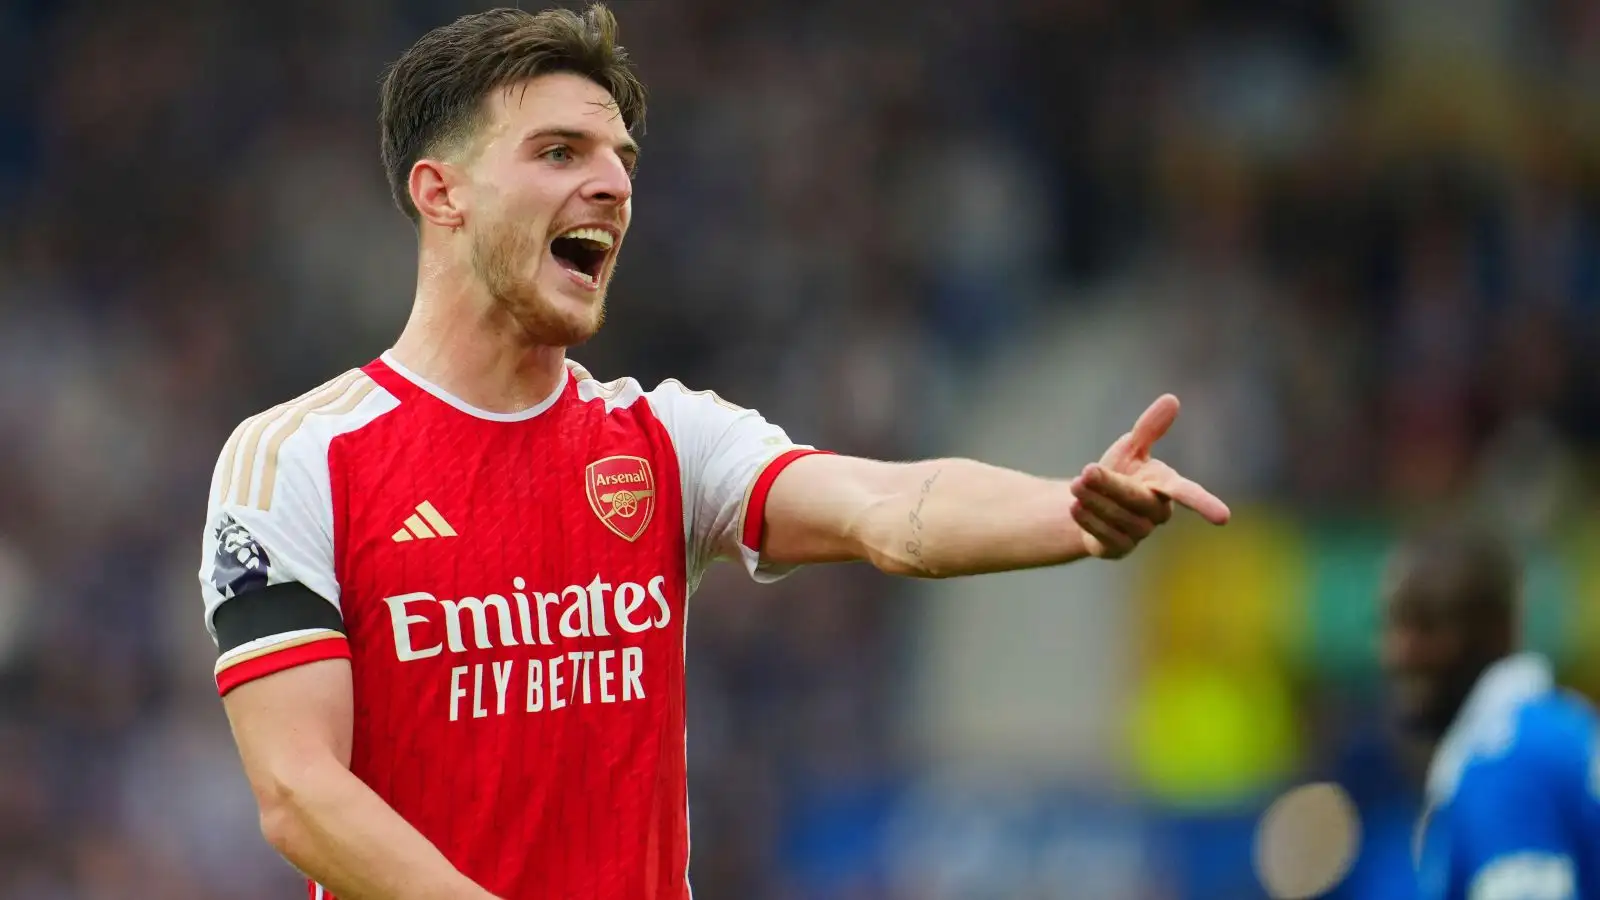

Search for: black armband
xmin=213 ymin=582 xmax=344 ymax=655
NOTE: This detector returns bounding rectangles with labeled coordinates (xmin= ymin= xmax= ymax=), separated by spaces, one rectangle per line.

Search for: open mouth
xmin=549 ymin=226 xmax=615 ymax=290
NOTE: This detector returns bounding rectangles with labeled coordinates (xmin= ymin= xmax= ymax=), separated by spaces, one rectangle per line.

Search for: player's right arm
xmin=224 ymin=661 xmax=500 ymax=900
xmin=200 ymin=398 xmax=501 ymax=900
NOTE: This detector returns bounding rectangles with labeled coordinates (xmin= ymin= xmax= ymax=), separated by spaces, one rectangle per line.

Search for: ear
xmin=409 ymin=158 xmax=465 ymax=230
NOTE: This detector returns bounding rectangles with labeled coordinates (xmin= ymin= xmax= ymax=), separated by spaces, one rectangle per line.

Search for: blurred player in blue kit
xmin=1381 ymin=522 xmax=1600 ymax=900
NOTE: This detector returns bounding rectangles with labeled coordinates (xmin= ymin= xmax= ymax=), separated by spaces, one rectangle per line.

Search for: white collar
xmin=380 ymin=350 xmax=570 ymax=422
xmin=1425 ymin=653 xmax=1553 ymax=802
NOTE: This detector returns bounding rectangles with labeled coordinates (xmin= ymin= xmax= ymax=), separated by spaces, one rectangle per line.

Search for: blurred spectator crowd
xmin=0 ymin=0 xmax=1597 ymax=897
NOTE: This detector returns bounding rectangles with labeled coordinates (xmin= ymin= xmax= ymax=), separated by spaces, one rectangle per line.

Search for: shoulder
xmin=1428 ymin=655 xmax=1562 ymax=802
xmin=567 ymin=360 xmax=736 ymax=411
xmin=1451 ymin=693 xmax=1594 ymax=808
xmin=566 ymin=358 xmax=649 ymax=412
xmin=201 ymin=368 xmax=393 ymax=616
xmin=211 ymin=366 xmax=399 ymax=507
xmin=1510 ymin=693 xmax=1597 ymax=778
xmin=566 ymin=362 xmax=806 ymax=468
xmin=567 ymin=361 xmax=759 ymax=430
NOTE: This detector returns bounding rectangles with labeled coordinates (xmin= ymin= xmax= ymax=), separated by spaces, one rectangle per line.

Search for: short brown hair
xmin=379 ymin=4 xmax=646 ymax=221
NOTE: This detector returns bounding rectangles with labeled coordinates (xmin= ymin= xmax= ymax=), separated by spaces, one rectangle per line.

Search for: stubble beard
xmin=471 ymin=217 xmax=606 ymax=348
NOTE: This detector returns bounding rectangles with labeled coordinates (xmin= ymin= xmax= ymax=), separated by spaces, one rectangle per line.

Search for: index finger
xmin=1126 ymin=394 xmax=1180 ymax=461
xmin=1098 ymin=431 xmax=1135 ymax=469
xmin=1145 ymin=468 xmax=1230 ymax=525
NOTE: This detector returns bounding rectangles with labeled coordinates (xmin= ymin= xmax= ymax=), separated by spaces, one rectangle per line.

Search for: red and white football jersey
xmin=198 ymin=352 xmax=822 ymax=900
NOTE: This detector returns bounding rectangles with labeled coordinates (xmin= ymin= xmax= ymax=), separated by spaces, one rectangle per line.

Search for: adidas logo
xmin=392 ymin=501 xmax=457 ymax=542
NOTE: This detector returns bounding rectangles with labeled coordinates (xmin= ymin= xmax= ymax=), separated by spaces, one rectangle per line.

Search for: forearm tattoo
xmin=904 ymin=469 xmax=941 ymax=560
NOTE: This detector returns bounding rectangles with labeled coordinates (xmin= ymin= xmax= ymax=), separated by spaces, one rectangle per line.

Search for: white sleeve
xmin=199 ymin=422 xmax=339 ymax=625
xmin=646 ymin=380 xmax=824 ymax=590
xmin=198 ymin=408 xmax=344 ymax=693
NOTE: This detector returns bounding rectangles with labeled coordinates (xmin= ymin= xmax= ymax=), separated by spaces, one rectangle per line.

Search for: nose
xmin=581 ymin=153 xmax=632 ymax=207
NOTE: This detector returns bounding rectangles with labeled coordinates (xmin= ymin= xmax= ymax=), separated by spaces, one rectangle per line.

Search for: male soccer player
xmin=199 ymin=6 xmax=1230 ymax=899
xmin=1381 ymin=523 xmax=1600 ymax=900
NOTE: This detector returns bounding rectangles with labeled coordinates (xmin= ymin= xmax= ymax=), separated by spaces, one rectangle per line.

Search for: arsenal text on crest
xmin=585 ymin=455 xmax=657 ymax=542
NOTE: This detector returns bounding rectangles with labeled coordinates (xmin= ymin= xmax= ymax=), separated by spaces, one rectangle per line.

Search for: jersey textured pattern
xmin=1417 ymin=654 xmax=1600 ymax=900
xmin=197 ymin=353 xmax=823 ymax=900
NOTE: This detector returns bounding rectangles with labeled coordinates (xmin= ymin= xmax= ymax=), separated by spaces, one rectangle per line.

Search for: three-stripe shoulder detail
xmin=215 ymin=370 xmax=378 ymax=510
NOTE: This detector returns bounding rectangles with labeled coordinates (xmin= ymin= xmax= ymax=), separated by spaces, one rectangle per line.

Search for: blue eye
xmin=542 ymin=146 xmax=573 ymax=163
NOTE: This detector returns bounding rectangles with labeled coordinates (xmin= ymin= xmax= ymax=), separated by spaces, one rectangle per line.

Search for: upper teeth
xmin=558 ymin=227 xmax=614 ymax=248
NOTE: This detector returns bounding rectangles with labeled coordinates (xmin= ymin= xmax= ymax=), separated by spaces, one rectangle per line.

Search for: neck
xmin=390 ymin=250 xmax=567 ymax=414
xmin=1424 ymin=651 xmax=1510 ymax=739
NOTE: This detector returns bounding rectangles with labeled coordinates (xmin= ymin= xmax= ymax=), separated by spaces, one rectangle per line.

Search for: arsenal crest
xmin=585 ymin=455 xmax=656 ymax=542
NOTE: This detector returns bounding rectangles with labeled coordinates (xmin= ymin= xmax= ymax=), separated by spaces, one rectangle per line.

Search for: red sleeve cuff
xmin=216 ymin=632 xmax=351 ymax=696
xmin=740 ymin=448 xmax=829 ymax=553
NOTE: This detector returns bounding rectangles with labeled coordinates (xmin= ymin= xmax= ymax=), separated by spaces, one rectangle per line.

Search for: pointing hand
xmin=1069 ymin=394 xmax=1229 ymax=559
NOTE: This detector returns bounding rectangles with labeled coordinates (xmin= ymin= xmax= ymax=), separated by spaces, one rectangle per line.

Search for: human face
xmin=461 ymin=72 xmax=637 ymax=346
xmin=1378 ymin=554 xmax=1488 ymax=738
